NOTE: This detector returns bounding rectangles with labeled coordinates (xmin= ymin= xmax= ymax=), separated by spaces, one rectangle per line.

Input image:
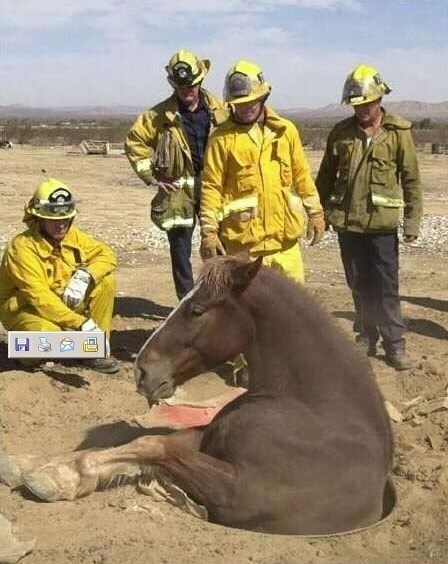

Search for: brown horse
xmin=0 ymin=255 xmax=393 ymax=535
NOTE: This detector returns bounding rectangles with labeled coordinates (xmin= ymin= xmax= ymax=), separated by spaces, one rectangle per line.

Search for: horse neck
xmin=240 ymin=272 xmax=346 ymax=399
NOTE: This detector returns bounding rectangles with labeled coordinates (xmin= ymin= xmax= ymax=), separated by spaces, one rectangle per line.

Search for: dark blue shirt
xmin=178 ymin=94 xmax=211 ymax=177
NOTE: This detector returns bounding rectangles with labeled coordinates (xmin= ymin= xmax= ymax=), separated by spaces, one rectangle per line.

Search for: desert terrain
xmin=0 ymin=145 xmax=447 ymax=563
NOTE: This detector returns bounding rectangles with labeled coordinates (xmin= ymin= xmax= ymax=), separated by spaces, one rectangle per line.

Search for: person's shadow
xmin=0 ymin=341 xmax=15 ymax=372
xmin=332 ymin=310 xmax=356 ymax=325
xmin=401 ymin=296 xmax=448 ymax=314
xmin=114 ymin=297 xmax=172 ymax=320
xmin=405 ymin=318 xmax=448 ymax=340
xmin=110 ymin=328 xmax=155 ymax=362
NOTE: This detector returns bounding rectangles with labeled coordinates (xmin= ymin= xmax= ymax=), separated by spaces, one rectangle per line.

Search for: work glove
xmin=200 ymin=232 xmax=226 ymax=260
xmin=306 ymin=211 xmax=326 ymax=246
xmin=62 ymin=269 xmax=92 ymax=309
xmin=81 ymin=318 xmax=102 ymax=332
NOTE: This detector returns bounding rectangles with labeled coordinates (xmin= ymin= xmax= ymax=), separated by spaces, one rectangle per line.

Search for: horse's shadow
xmin=401 ymin=295 xmax=448 ymax=313
xmin=110 ymin=328 xmax=155 ymax=362
xmin=114 ymin=297 xmax=173 ymax=320
xmin=76 ymin=420 xmax=173 ymax=450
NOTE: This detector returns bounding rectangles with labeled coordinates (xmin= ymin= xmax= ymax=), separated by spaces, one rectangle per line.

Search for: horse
xmin=0 ymin=254 xmax=393 ymax=535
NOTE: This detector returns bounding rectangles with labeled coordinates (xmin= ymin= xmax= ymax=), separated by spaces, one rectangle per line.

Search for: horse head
xmin=134 ymin=255 xmax=262 ymax=402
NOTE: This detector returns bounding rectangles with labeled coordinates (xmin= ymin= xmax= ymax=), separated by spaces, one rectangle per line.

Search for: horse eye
xmin=191 ymin=304 xmax=207 ymax=317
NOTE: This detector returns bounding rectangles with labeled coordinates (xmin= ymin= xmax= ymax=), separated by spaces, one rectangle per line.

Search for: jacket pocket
xmin=220 ymin=194 xmax=259 ymax=245
xmin=274 ymin=142 xmax=292 ymax=186
xmin=281 ymin=188 xmax=304 ymax=240
xmin=370 ymin=154 xmax=403 ymax=208
xmin=229 ymin=152 xmax=257 ymax=194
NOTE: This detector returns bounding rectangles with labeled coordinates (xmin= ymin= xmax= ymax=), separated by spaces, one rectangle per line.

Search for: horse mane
xmin=198 ymin=255 xmax=248 ymax=300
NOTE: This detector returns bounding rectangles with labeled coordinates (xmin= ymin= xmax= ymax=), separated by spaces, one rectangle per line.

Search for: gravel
xmin=1 ymin=214 xmax=447 ymax=259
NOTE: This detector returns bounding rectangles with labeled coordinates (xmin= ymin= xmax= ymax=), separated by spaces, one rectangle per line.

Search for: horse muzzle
xmin=134 ymin=362 xmax=176 ymax=402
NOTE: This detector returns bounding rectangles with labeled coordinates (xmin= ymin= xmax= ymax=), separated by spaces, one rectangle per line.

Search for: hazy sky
xmin=1 ymin=0 xmax=447 ymax=108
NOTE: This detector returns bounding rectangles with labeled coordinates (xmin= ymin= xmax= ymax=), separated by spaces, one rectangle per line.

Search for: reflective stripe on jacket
xmin=315 ymin=110 xmax=422 ymax=236
xmin=0 ymin=225 xmax=117 ymax=329
xmin=200 ymin=106 xmax=323 ymax=253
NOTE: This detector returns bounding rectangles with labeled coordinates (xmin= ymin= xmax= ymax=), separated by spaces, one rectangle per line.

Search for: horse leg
xmin=21 ymin=428 xmax=235 ymax=510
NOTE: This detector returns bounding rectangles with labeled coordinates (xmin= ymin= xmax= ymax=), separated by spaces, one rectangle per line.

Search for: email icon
xmin=60 ymin=337 xmax=75 ymax=353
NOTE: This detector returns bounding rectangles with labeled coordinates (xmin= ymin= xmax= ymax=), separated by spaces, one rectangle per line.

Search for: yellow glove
xmin=306 ymin=211 xmax=325 ymax=246
xmin=200 ymin=232 xmax=226 ymax=260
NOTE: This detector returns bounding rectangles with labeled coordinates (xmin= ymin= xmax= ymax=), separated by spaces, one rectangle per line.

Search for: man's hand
xmin=154 ymin=178 xmax=180 ymax=195
xmin=63 ymin=269 xmax=92 ymax=309
xmin=200 ymin=232 xmax=226 ymax=260
xmin=306 ymin=211 xmax=326 ymax=246
xmin=403 ymin=235 xmax=417 ymax=243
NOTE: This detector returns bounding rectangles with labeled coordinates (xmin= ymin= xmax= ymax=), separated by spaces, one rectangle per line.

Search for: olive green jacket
xmin=316 ymin=110 xmax=423 ymax=236
xmin=125 ymin=90 xmax=228 ymax=231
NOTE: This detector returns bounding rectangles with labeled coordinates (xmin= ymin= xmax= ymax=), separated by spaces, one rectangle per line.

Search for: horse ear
xmin=232 ymin=256 xmax=263 ymax=293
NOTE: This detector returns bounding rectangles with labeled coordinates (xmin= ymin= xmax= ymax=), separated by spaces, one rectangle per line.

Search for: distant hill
xmin=283 ymin=101 xmax=448 ymax=123
xmin=1 ymin=101 xmax=447 ymax=123
xmin=0 ymin=105 xmax=144 ymax=120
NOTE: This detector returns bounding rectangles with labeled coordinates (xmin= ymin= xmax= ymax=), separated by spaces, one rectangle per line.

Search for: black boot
xmin=354 ymin=334 xmax=377 ymax=357
xmin=84 ymin=357 xmax=120 ymax=374
xmin=385 ymin=350 xmax=414 ymax=371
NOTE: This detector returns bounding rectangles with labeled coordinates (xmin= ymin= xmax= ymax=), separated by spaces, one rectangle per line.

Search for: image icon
xmin=83 ymin=336 xmax=99 ymax=353
xmin=60 ymin=337 xmax=75 ymax=353
xmin=38 ymin=336 xmax=52 ymax=352
xmin=15 ymin=337 xmax=30 ymax=352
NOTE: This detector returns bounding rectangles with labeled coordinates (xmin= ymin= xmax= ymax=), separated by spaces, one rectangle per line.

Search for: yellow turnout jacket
xmin=0 ymin=225 xmax=117 ymax=330
xmin=200 ymin=106 xmax=323 ymax=253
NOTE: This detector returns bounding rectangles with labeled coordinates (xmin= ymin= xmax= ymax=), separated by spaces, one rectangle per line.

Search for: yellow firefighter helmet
xmin=342 ymin=64 xmax=391 ymax=106
xmin=25 ymin=178 xmax=77 ymax=220
xmin=166 ymin=50 xmax=211 ymax=87
xmin=224 ymin=60 xmax=271 ymax=104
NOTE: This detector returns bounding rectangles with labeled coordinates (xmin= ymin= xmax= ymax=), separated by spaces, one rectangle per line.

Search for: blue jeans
xmin=166 ymin=181 xmax=201 ymax=300
xmin=167 ymin=225 xmax=195 ymax=300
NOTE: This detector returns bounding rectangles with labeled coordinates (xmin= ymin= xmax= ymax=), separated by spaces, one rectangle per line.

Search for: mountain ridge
xmin=1 ymin=100 xmax=447 ymax=122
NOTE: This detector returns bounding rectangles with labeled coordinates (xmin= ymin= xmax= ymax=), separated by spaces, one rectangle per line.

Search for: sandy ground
xmin=0 ymin=146 xmax=447 ymax=563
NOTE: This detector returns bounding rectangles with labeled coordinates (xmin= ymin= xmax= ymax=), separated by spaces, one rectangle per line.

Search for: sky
xmin=0 ymin=0 xmax=447 ymax=109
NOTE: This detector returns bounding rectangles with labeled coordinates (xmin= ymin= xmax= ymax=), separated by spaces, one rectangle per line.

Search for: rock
xmin=0 ymin=513 xmax=35 ymax=563
xmin=384 ymin=400 xmax=402 ymax=423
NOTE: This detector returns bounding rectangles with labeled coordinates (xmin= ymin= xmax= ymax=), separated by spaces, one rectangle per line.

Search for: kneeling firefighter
xmin=0 ymin=178 xmax=119 ymax=374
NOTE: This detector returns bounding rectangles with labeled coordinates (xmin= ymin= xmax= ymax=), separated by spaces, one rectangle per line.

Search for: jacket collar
xmin=28 ymin=224 xmax=79 ymax=259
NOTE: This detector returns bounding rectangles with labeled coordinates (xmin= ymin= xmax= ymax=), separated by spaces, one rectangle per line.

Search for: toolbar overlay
xmin=8 ymin=331 xmax=106 ymax=359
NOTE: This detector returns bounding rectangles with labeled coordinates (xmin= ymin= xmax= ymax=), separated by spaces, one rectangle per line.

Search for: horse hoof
xmin=23 ymin=464 xmax=80 ymax=502
xmin=0 ymin=453 xmax=42 ymax=488
xmin=0 ymin=454 xmax=24 ymax=488
xmin=22 ymin=471 xmax=60 ymax=502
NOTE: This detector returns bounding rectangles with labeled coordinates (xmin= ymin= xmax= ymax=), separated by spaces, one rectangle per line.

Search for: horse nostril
xmin=134 ymin=364 xmax=145 ymax=388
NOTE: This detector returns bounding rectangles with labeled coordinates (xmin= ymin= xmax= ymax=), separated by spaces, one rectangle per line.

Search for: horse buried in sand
xmin=0 ymin=255 xmax=394 ymax=535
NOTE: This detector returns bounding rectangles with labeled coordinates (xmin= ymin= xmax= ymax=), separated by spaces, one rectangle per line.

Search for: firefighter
xmin=0 ymin=178 xmax=119 ymax=374
xmin=316 ymin=64 xmax=423 ymax=370
xmin=200 ymin=59 xmax=325 ymax=282
xmin=125 ymin=50 xmax=227 ymax=299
